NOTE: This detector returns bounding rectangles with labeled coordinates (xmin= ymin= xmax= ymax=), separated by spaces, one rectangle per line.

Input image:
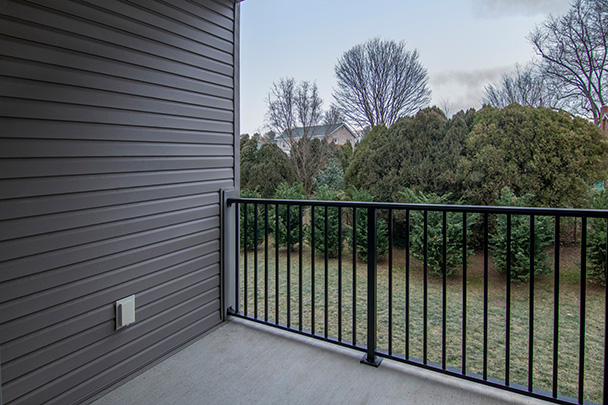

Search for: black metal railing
xmin=227 ymin=197 xmax=608 ymax=404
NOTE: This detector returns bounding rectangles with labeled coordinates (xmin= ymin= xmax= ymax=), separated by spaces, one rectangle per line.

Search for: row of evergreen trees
xmin=240 ymin=184 xmax=387 ymax=264
xmin=241 ymin=183 xmax=608 ymax=284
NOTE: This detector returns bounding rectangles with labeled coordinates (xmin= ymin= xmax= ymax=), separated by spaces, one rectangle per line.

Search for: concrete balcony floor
xmin=91 ymin=318 xmax=546 ymax=405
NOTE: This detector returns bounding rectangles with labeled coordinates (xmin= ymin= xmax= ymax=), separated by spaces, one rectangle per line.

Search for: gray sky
xmin=239 ymin=0 xmax=571 ymax=134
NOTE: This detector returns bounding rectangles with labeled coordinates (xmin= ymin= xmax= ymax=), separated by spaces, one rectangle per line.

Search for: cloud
xmin=430 ymin=66 xmax=512 ymax=110
xmin=471 ymin=0 xmax=571 ymax=18
xmin=432 ymin=66 xmax=510 ymax=88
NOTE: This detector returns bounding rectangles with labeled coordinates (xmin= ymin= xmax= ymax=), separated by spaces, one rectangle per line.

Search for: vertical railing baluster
xmin=264 ymin=204 xmax=269 ymax=323
xmin=338 ymin=206 xmax=343 ymax=343
xmin=528 ymin=215 xmax=535 ymax=391
xmin=324 ymin=205 xmax=329 ymax=339
xmin=361 ymin=207 xmax=381 ymax=366
xmin=423 ymin=210 xmax=428 ymax=364
xmin=254 ymin=203 xmax=258 ymax=320
xmin=235 ymin=202 xmax=240 ymax=314
xmin=553 ymin=215 xmax=560 ymax=399
xmin=483 ymin=212 xmax=489 ymax=380
xmin=388 ymin=209 xmax=394 ymax=356
xmin=311 ymin=206 xmax=316 ymax=335
xmin=405 ymin=209 xmax=410 ymax=360
xmin=442 ymin=211 xmax=447 ymax=370
xmin=244 ymin=203 xmax=248 ymax=317
xmin=462 ymin=212 xmax=467 ymax=375
xmin=287 ymin=204 xmax=291 ymax=328
xmin=275 ymin=203 xmax=280 ymax=325
xmin=579 ymin=217 xmax=587 ymax=404
xmin=506 ymin=214 xmax=512 ymax=386
xmin=299 ymin=204 xmax=303 ymax=331
xmin=353 ymin=207 xmax=358 ymax=347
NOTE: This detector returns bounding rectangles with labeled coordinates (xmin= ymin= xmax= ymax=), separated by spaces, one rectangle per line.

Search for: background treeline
xmin=243 ymin=104 xmax=607 ymax=209
xmin=240 ymin=103 xmax=608 ymax=281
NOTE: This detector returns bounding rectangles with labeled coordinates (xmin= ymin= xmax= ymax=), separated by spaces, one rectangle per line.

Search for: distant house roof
xmin=278 ymin=123 xmax=355 ymax=141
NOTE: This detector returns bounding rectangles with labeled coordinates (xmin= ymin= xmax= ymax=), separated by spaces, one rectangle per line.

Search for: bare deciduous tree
xmin=294 ymin=81 xmax=323 ymax=134
xmin=529 ymin=0 xmax=608 ymax=124
xmin=483 ymin=64 xmax=562 ymax=109
xmin=266 ymin=78 xmax=323 ymax=141
xmin=333 ymin=38 xmax=431 ymax=128
xmin=265 ymin=78 xmax=332 ymax=193
xmin=266 ymin=78 xmax=297 ymax=138
xmin=438 ymin=97 xmax=456 ymax=118
xmin=323 ymin=105 xmax=344 ymax=127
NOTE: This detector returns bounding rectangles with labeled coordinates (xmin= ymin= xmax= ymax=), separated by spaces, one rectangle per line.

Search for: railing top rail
xmin=227 ymin=197 xmax=608 ymax=218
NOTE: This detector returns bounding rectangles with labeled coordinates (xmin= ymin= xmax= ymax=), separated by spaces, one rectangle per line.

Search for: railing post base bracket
xmin=360 ymin=354 xmax=382 ymax=368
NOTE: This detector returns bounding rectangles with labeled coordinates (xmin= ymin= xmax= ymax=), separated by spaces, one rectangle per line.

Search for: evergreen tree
xmin=461 ymin=104 xmax=608 ymax=207
xmin=490 ymin=188 xmax=554 ymax=282
xmin=587 ymin=188 xmax=608 ymax=285
xmin=344 ymin=107 xmax=473 ymax=202
xmin=343 ymin=125 xmax=392 ymax=201
xmin=306 ymin=186 xmax=344 ymax=257
xmin=271 ymin=182 xmax=308 ymax=250
xmin=397 ymin=188 xmax=476 ymax=276
xmin=240 ymin=136 xmax=297 ymax=197
xmin=239 ymin=189 xmax=265 ymax=248
xmin=344 ymin=187 xmax=389 ymax=262
xmin=314 ymin=159 xmax=344 ymax=192
xmin=335 ymin=142 xmax=354 ymax=173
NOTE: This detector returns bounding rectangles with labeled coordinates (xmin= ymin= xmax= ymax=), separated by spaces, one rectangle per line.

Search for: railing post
xmin=361 ymin=206 xmax=382 ymax=367
xmin=222 ymin=188 xmax=237 ymax=319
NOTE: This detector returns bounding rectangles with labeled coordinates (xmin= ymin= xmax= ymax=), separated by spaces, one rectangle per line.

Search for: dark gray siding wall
xmin=0 ymin=0 xmax=238 ymax=403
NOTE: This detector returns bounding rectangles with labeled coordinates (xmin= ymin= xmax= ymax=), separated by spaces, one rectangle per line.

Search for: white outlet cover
xmin=116 ymin=295 xmax=136 ymax=330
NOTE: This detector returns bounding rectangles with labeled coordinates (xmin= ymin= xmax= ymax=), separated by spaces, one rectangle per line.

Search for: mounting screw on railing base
xmin=360 ymin=353 xmax=382 ymax=367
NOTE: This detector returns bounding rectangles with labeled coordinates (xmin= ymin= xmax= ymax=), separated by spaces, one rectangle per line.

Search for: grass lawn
xmin=238 ymin=243 xmax=606 ymax=404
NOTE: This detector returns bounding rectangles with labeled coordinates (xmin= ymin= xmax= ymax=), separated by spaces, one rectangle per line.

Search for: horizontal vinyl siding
xmin=0 ymin=0 xmax=237 ymax=403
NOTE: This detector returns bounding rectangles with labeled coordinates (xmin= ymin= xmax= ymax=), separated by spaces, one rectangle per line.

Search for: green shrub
xmin=344 ymin=187 xmax=389 ymax=262
xmin=490 ymin=188 xmax=553 ymax=282
xmin=587 ymin=188 xmax=608 ymax=285
xmin=397 ymin=189 xmax=476 ymax=276
xmin=271 ymin=182 xmax=308 ymax=250
xmin=306 ymin=186 xmax=343 ymax=257
xmin=239 ymin=189 xmax=265 ymax=248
